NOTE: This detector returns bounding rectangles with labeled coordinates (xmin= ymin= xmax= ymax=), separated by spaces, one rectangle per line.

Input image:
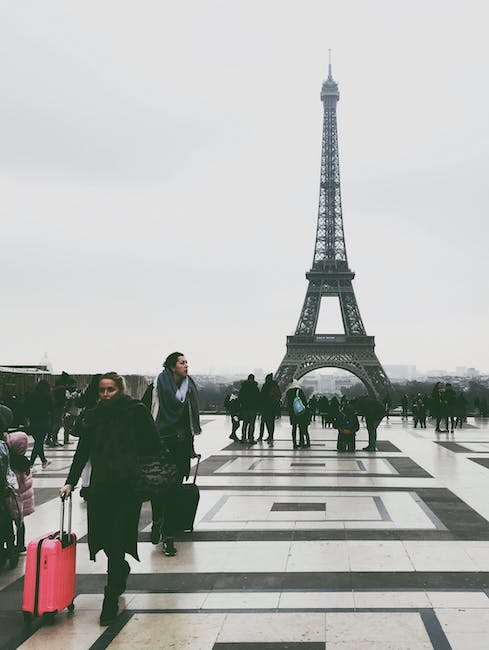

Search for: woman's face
xmin=98 ymin=379 xmax=120 ymax=401
xmin=172 ymin=355 xmax=188 ymax=380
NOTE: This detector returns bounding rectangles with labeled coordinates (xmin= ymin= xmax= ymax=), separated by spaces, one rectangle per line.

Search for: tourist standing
xmin=285 ymin=380 xmax=310 ymax=449
xmin=5 ymin=430 xmax=34 ymax=553
xmin=151 ymin=352 xmax=201 ymax=557
xmin=431 ymin=382 xmax=448 ymax=432
xmin=355 ymin=396 xmax=385 ymax=451
xmin=27 ymin=380 xmax=52 ymax=468
xmin=228 ymin=389 xmax=241 ymax=441
xmin=336 ymin=403 xmax=360 ymax=452
xmin=60 ymin=372 xmax=159 ymax=626
xmin=259 ymin=374 xmax=282 ymax=446
xmin=412 ymin=395 xmax=427 ymax=428
xmin=238 ymin=374 xmax=260 ymax=444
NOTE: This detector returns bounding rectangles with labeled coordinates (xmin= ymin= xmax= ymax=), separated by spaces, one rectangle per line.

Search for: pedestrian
xmin=285 ymin=380 xmax=310 ymax=449
xmin=329 ymin=396 xmax=340 ymax=428
xmin=150 ymin=352 xmax=201 ymax=557
xmin=412 ymin=395 xmax=427 ymax=428
xmin=309 ymin=395 xmax=318 ymax=422
xmin=455 ymin=393 xmax=467 ymax=429
xmin=431 ymin=382 xmax=448 ymax=432
xmin=60 ymin=372 xmax=160 ymax=626
xmin=48 ymin=372 xmax=74 ymax=446
xmin=5 ymin=430 xmax=34 ymax=553
xmin=238 ymin=374 xmax=261 ymax=444
xmin=0 ymin=406 xmax=22 ymax=570
xmin=26 ymin=380 xmax=52 ymax=469
xmin=383 ymin=393 xmax=392 ymax=420
xmin=259 ymin=374 xmax=281 ymax=446
xmin=445 ymin=383 xmax=457 ymax=433
xmin=336 ymin=403 xmax=360 ymax=452
xmin=355 ymin=396 xmax=385 ymax=451
xmin=401 ymin=394 xmax=409 ymax=420
xmin=319 ymin=395 xmax=330 ymax=427
xmin=228 ymin=389 xmax=241 ymax=441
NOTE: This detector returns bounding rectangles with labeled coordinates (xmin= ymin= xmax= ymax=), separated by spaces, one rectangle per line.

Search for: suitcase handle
xmin=59 ymin=494 xmax=73 ymax=546
xmin=191 ymin=454 xmax=201 ymax=485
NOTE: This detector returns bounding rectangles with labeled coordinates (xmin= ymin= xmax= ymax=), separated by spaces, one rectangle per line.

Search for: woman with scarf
xmin=60 ymin=372 xmax=159 ymax=626
xmin=150 ymin=351 xmax=201 ymax=556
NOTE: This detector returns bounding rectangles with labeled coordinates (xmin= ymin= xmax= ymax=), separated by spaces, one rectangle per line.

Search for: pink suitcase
xmin=22 ymin=495 xmax=76 ymax=624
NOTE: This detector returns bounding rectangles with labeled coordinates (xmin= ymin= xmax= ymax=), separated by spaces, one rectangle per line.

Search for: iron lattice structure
xmin=275 ymin=63 xmax=391 ymax=399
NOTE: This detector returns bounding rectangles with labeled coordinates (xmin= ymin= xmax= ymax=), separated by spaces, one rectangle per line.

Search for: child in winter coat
xmin=336 ymin=404 xmax=360 ymax=453
xmin=6 ymin=431 xmax=35 ymax=552
xmin=0 ymin=405 xmax=22 ymax=569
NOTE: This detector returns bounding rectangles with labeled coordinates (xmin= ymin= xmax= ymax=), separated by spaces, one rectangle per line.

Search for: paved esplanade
xmin=3 ymin=416 xmax=489 ymax=648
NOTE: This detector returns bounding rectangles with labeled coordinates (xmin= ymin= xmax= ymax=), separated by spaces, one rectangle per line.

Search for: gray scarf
xmin=154 ymin=368 xmax=201 ymax=435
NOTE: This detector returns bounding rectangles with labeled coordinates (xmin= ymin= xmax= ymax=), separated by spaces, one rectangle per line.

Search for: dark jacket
xmin=66 ymin=394 xmax=159 ymax=560
xmin=260 ymin=378 xmax=282 ymax=415
xmin=239 ymin=379 xmax=261 ymax=412
xmin=355 ymin=397 xmax=385 ymax=423
xmin=337 ymin=408 xmax=360 ymax=434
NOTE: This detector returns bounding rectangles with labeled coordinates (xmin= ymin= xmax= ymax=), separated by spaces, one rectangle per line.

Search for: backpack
xmin=292 ymin=389 xmax=306 ymax=416
xmin=340 ymin=415 xmax=355 ymax=434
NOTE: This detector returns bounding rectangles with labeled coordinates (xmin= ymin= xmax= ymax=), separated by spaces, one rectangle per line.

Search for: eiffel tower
xmin=275 ymin=59 xmax=391 ymax=399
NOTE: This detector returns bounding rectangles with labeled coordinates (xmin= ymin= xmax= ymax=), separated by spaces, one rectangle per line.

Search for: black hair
xmin=164 ymin=352 xmax=185 ymax=370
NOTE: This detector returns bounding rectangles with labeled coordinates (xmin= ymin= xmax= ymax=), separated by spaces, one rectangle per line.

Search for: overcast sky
xmin=1 ymin=0 xmax=488 ymax=377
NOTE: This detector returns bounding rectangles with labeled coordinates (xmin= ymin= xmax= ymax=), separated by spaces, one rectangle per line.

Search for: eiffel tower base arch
xmin=275 ymin=335 xmax=391 ymax=400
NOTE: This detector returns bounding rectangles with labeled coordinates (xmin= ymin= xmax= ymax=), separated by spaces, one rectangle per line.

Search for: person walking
xmin=259 ymin=374 xmax=282 ymax=446
xmin=150 ymin=352 xmax=201 ymax=557
xmin=285 ymin=380 xmax=310 ymax=449
xmin=238 ymin=374 xmax=260 ymax=444
xmin=27 ymin=380 xmax=52 ymax=469
xmin=60 ymin=372 xmax=159 ymax=626
xmin=48 ymin=372 xmax=74 ymax=446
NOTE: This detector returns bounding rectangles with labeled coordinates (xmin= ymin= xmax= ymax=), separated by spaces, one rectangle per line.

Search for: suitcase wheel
xmin=67 ymin=602 xmax=75 ymax=613
xmin=43 ymin=611 xmax=56 ymax=625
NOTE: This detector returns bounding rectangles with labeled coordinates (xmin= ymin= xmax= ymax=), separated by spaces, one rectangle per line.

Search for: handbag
xmin=135 ymin=447 xmax=178 ymax=502
xmin=292 ymin=389 xmax=306 ymax=416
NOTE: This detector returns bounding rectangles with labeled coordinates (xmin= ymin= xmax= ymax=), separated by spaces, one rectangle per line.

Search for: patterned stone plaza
xmin=2 ymin=415 xmax=489 ymax=649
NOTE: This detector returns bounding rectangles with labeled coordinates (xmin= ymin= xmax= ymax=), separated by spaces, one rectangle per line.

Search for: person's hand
xmin=60 ymin=484 xmax=73 ymax=499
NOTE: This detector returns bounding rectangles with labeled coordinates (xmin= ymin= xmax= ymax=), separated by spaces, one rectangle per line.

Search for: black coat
xmin=66 ymin=394 xmax=159 ymax=560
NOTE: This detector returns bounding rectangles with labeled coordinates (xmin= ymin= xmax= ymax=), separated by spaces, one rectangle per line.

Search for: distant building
xmin=384 ymin=365 xmax=418 ymax=381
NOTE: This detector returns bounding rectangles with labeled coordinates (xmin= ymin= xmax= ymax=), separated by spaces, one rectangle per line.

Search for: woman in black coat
xmin=60 ymin=372 xmax=159 ymax=626
xmin=285 ymin=380 xmax=310 ymax=449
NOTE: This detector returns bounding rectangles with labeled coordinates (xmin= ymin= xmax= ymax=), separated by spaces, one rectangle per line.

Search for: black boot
xmin=100 ymin=587 xmax=119 ymax=626
xmin=114 ymin=560 xmax=130 ymax=596
xmin=151 ymin=521 xmax=161 ymax=545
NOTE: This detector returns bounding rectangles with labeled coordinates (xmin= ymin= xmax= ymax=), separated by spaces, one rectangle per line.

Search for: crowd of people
xmin=0 ymin=367 xmax=485 ymax=627
xmin=224 ymin=375 xmax=387 ymax=452
xmin=1 ymin=352 xmax=201 ymax=627
xmin=387 ymin=382 xmax=468 ymax=432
